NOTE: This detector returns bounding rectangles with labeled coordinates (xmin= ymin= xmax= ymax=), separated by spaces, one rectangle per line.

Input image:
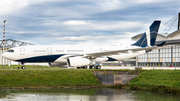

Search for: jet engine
xmin=48 ymin=62 xmax=67 ymax=67
xmin=67 ymin=57 xmax=90 ymax=67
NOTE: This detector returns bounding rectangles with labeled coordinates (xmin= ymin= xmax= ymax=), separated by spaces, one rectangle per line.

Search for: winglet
xmin=132 ymin=21 xmax=161 ymax=47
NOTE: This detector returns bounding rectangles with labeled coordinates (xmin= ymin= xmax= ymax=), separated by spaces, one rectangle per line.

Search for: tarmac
xmin=101 ymin=66 xmax=180 ymax=70
xmin=68 ymin=66 xmax=180 ymax=70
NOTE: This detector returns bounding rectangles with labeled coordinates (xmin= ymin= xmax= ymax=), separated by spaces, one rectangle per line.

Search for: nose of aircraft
xmin=2 ymin=53 xmax=6 ymax=58
xmin=2 ymin=53 xmax=9 ymax=59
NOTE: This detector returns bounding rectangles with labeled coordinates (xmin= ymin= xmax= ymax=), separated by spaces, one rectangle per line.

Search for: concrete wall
xmin=95 ymin=74 xmax=138 ymax=85
xmin=114 ymin=75 xmax=138 ymax=85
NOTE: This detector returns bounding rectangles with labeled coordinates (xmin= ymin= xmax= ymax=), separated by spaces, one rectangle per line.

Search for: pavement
xmin=101 ymin=66 xmax=180 ymax=70
xmin=68 ymin=66 xmax=180 ymax=70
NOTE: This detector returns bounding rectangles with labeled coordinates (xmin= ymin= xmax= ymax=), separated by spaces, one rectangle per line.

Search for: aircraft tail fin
xmin=132 ymin=21 xmax=161 ymax=47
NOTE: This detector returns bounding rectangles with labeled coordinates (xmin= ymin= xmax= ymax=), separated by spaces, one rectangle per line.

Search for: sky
xmin=0 ymin=0 xmax=180 ymax=46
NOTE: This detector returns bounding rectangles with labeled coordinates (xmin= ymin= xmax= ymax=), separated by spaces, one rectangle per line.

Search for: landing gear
xmin=89 ymin=65 xmax=101 ymax=69
xmin=89 ymin=65 xmax=95 ymax=69
xmin=21 ymin=66 xmax=26 ymax=69
xmin=76 ymin=65 xmax=101 ymax=69
xmin=83 ymin=66 xmax=87 ymax=69
xmin=21 ymin=62 xmax=26 ymax=69
xmin=95 ymin=65 xmax=101 ymax=69
xmin=77 ymin=66 xmax=88 ymax=69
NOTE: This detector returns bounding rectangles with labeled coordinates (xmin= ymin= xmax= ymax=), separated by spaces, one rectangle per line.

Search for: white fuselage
xmin=2 ymin=45 xmax=146 ymax=66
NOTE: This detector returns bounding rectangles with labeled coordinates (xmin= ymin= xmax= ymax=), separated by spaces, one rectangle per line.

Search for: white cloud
xmin=58 ymin=34 xmax=134 ymax=41
xmin=0 ymin=0 xmax=28 ymax=15
xmin=135 ymin=0 xmax=174 ymax=4
xmin=0 ymin=0 xmax=61 ymax=15
xmin=61 ymin=20 xmax=148 ymax=31
xmin=57 ymin=34 xmax=134 ymax=46
xmin=0 ymin=0 xmax=178 ymax=46
xmin=97 ymin=0 xmax=124 ymax=12
xmin=63 ymin=20 xmax=89 ymax=25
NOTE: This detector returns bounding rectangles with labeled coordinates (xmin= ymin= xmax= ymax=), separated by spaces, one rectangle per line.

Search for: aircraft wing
xmin=84 ymin=45 xmax=173 ymax=58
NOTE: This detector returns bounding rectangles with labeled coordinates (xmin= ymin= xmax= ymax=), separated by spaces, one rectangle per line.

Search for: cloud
xmin=63 ymin=20 xmax=89 ymax=25
xmin=0 ymin=0 xmax=179 ymax=46
xmin=0 ymin=0 xmax=28 ymax=15
xmin=135 ymin=0 xmax=172 ymax=3
xmin=97 ymin=0 xmax=124 ymax=12
xmin=61 ymin=20 xmax=147 ymax=32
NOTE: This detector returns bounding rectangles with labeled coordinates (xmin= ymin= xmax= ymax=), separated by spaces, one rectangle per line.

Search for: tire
xmin=84 ymin=66 xmax=87 ymax=69
xmin=77 ymin=67 xmax=80 ymax=69
xmin=95 ymin=65 xmax=101 ymax=69
xmin=99 ymin=65 xmax=101 ymax=69
xmin=89 ymin=65 xmax=94 ymax=69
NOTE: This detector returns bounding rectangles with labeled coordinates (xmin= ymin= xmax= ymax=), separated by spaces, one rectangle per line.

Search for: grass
xmin=0 ymin=69 xmax=102 ymax=88
xmin=0 ymin=65 xmax=63 ymax=69
xmin=127 ymin=70 xmax=180 ymax=94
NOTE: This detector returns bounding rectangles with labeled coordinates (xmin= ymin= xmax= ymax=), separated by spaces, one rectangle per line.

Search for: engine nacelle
xmin=67 ymin=57 xmax=90 ymax=67
xmin=48 ymin=62 xmax=67 ymax=67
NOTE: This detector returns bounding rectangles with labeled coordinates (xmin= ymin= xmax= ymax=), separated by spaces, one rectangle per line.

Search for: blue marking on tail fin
xmin=132 ymin=21 xmax=161 ymax=47
xmin=132 ymin=32 xmax=147 ymax=47
xmin=149 ymin=21 xmax=161 ymax=46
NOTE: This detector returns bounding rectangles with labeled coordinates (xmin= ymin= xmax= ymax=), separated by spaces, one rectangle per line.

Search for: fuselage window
xmin=7 ymin=50 xmax=14 ymax=52
xmin=56 ymin=50 xmax=64 ymax=52
xmin=33 ymin=50 xmax=46 ymax=52
xmin=67 ymin=50 xmax=83 ymax=52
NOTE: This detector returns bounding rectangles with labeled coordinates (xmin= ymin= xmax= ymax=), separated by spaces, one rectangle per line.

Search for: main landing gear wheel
xmin=89 ymin=65 xmax=95 ymax=69
xmin=77 ymin=66 xmax=88 ymax=69
xmin=83 ymin=66 xmax=87 ymax=69
xmin=95 ymin=65 xmax=101 ymax=69
xmin=21 ymin=62 xmax=26 ymax=69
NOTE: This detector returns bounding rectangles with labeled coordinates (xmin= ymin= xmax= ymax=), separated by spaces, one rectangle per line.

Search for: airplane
xmin=2 ymin=20 xmax=172 ymax=69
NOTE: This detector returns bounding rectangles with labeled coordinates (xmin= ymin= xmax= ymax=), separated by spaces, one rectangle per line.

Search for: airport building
xmin=133 ymin=30 xmax=180 ymax=67
xmin=132 ymin=13 xmax=180 ymax=67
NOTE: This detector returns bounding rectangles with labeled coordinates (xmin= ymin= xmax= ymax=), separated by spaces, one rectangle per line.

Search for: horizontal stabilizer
xmin=157 ymin=41 xmax=166 ymax=46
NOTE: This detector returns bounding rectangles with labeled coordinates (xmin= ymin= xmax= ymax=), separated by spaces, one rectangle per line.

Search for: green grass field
xmin=0 ymin=65 xmax=135 ymax=88
xmin=0 ymin=69 xmax=102 ymax=88
xmin=0 ymin=65 xmax=62 ymax=69
xmin=128 ymin=70 xmax=180 ymax=94
xmin=3 ymin=65 xmax=180 ymax=94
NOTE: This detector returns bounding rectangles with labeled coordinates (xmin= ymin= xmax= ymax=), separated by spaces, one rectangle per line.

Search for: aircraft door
xmin=20 ymin=47 xmax=25 ymax=55
xmin=47 ymin=47 xmax=52 ymax=54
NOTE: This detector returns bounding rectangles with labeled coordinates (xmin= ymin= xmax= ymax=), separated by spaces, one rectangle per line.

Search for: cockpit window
xmin=7 ymin=49 xmax=14 ymax=52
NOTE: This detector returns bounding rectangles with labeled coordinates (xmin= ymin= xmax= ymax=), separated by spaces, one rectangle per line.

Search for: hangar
xmin=133 ymin=30 xmax=180 ymax=67
xmin=132 ymin=13 xmax=180 ymax=67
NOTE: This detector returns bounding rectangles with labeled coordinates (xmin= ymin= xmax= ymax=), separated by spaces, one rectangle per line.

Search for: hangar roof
xmin=167 ymin=29 xmax=180 ymax=37
xmin=132 ymin=29 xmax=180 ymax=41
xmin=155 ymin=39 xmax=180 ymax=45
xmin=0 ymin=39 xmax=35 ymax=50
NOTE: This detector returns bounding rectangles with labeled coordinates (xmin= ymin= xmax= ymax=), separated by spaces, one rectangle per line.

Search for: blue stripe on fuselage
xmin=16 ymin=54 xmax=65 ymax=62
